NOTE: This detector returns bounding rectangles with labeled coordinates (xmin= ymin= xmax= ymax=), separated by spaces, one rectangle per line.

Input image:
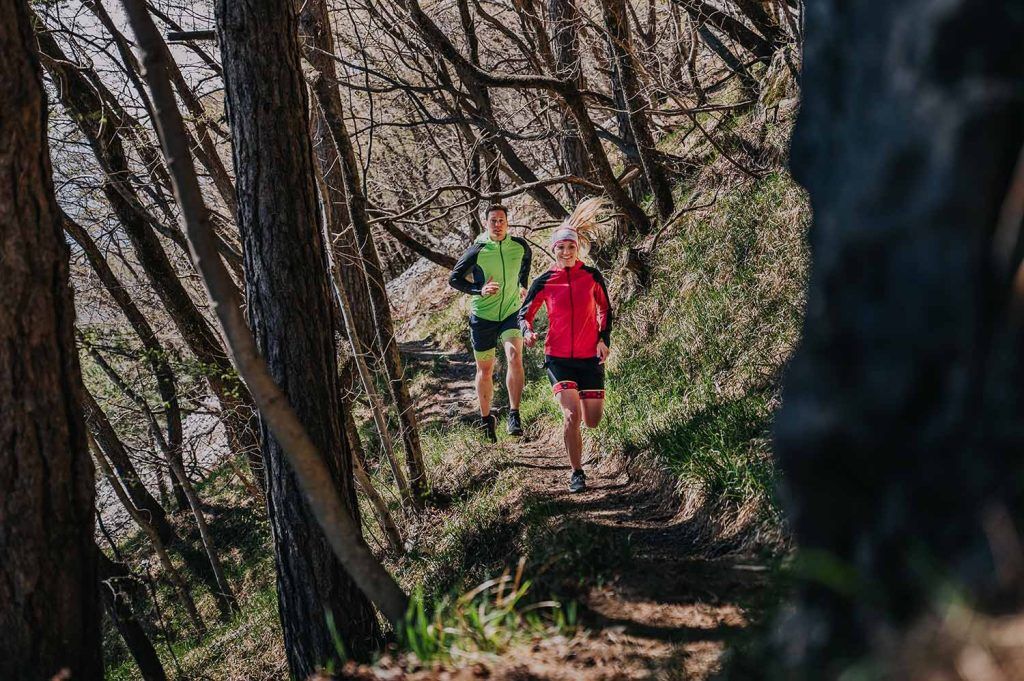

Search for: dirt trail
xmin=388 ymin=340 xmax=767 ymax=681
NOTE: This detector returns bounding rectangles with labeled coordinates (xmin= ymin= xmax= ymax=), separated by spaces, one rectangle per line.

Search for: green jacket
xmin=449 ymin=233 xmax=533 ymax=322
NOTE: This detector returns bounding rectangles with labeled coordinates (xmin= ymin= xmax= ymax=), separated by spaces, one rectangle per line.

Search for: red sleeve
xmin=518 ymin=271 xmax=551 ymax=334
xmin=592 ymin=270 xmax=612 ymax=346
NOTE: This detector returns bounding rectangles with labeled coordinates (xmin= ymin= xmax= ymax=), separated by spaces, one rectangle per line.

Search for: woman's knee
xmin=562 ymin=406 xmax=582 ymax=428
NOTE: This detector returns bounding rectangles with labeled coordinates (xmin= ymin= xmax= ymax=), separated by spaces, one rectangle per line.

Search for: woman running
xmin=519 ymin=198 xmax=613 ymax=493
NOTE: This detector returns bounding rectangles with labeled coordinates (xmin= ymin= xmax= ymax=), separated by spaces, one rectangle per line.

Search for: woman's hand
xmin=597 ymin=341 xmax=610 ymax=364
xmin=524 ymin=330 xmax=538 ymax=348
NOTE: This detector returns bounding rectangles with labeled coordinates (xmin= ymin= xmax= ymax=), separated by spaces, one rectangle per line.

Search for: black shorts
xmin=545 ymin=356 xmax=605 ymax=400
xmin=469 ymin=313 xmax=521 ymax=360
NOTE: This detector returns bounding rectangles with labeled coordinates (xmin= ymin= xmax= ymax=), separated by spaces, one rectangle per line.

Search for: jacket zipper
xmin=567 ymin=265 xmax=575 ymax=358
xmin=498 ymin=239 xmax=507 ymax=319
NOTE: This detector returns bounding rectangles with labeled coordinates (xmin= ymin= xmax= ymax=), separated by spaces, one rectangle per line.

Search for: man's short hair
xmin=485 ymin=204 xmax=508 ymax=219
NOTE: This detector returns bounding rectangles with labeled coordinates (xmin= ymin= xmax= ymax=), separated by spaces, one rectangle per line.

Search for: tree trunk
xmin=671 ymin=0 xmax=773 ymax=59
xmin=299 ymin=1 xmax=430 ymax=502
xmin=91 ymin=435 xmax=206 ymax=636
xmin=548 ymin=0 xmax=594 ymax=203
xmin=97 ymin=550 xmax=168 ymax=681
xmin=82 ymin=387 xmax=232 ymax=617
xmin=85 ymin=348 xmax=238 ymax=619
xmin=600 ymin=0 xmax=674 ymax=221
xmin=0 ymin=4 xmax=101 ymax=676
xmin=213 ymin=0 xmax=385 ymax=670
xmin=769 ymin=1 xmax=1024 ymax=677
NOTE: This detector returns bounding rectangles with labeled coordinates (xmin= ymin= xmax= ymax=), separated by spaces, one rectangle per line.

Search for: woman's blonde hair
xmin=549 ymin=196 xmax=612 ymax=257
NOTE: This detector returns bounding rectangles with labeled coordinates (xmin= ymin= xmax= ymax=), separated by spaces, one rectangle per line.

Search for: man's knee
xmin=583 ymin=412 xmax=601 ymax=428
xmin=475 ymin=358 xmax=495 ymax=380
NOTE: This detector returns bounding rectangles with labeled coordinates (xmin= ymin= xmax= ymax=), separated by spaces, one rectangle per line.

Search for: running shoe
xmin=480 ymin=414 xmax=497 ymax=443
xmin=507 ymin=410 xmax=523 ymax=436
xmin=568 ymin=469 xmax=587 ymax=493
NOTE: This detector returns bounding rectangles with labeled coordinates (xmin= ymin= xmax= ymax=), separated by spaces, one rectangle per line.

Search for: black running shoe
xmin=568 ymin=469 xmax=587 ymax=493
xmin=507 ymin=410 xmax=523 ymax=436
xmin=480 ymin=414 xmax=497 ymax=443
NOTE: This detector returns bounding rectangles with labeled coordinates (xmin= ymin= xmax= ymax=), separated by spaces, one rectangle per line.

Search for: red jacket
xmin=518 ymin=260 xmax=612 ymax=359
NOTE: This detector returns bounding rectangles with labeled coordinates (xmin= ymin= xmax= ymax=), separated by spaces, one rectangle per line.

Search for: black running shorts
xmin=469 ymin=313 xmax=521 ymax=360
xmin=545 ymin=356 xmax=605 ymax=400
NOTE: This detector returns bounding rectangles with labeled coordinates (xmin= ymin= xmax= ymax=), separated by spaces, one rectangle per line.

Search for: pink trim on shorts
xmin=552 ymin=380 xmax=578 ymax=394
xmin=579 ymin=390 xmax=605 ymax=400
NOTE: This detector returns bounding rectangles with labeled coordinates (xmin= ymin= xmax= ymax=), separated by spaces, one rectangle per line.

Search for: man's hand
xmin=481 ymin=277 xmax=500 ymax=297
xmin=596 ymin=341 xmax=610 ymax=364
xmin=524 ymin=330 xmax=538 ymax=348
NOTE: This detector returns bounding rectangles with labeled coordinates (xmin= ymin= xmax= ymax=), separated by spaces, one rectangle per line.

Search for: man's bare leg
xmin=475 ymin=357 xmax=496 ymax=417
xmin=503 ymin=337 xmax=524 ymax=411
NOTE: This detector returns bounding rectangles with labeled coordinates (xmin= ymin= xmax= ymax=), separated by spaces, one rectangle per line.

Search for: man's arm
xmin=448 ymin=243 xmax=484 ymax=294
xmin=514 ymin=237 xmax=533 ymax=290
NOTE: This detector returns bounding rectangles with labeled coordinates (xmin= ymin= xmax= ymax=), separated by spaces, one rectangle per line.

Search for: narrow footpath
xmin=378 ymin=341 xmax=769 ymax=680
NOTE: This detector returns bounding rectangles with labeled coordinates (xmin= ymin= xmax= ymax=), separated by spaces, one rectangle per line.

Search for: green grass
xmin=400 ymin=568 xmax=577 ymax=664
xmin=595 ymin=171 xmax=808 ymax=540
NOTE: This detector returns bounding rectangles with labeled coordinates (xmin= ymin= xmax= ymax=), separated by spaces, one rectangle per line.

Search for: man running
xmin=449 ymin=204 xmax=533 ymax=442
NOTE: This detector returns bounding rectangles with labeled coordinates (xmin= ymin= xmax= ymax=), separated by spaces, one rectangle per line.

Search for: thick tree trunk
xmin=548 ymin=0 xmax=593 ymax=203
xmin=33 ymin=22 xmax=266 ymax=494
xmin=769 ymin=1 xmax=1024 ymax=677
xmin=214 ymin=0 xmax=384 ymax=670
xmin=0 ymin=4 xmax=102 ymax=676
xmin=97 ymin=550 xmax=168 ymax=681
xmin=600 ymin=0 xmax=674 ymax=221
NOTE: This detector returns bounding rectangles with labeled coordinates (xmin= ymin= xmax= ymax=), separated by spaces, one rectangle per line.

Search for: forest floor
xmin=345 ymin=339 xmax=772 ymax=680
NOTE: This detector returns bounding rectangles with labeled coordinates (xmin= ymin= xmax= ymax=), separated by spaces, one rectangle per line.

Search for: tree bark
xmin=769 ymin=1 xmax=1024 ymax=677
xmin=97 ymin=550 xmax=169 ymax=681
xmin=299 ymin=0 xmax=430 ymax=501
xmin=548 ymin=0 xmax=594 ymax=203
xmin=212 ymin=0 xmax=387 ymax=670
xmin=0 ymin=3 xmax=102 ymax=676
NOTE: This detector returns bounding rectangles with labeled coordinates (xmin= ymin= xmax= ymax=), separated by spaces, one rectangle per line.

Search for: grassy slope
xmin=597 ymin=169 xmax=808 ymax=555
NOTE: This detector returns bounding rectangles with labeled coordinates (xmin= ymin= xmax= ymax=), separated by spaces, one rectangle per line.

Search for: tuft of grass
xmin=400 ymin=562 xmax=577 ymax=664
